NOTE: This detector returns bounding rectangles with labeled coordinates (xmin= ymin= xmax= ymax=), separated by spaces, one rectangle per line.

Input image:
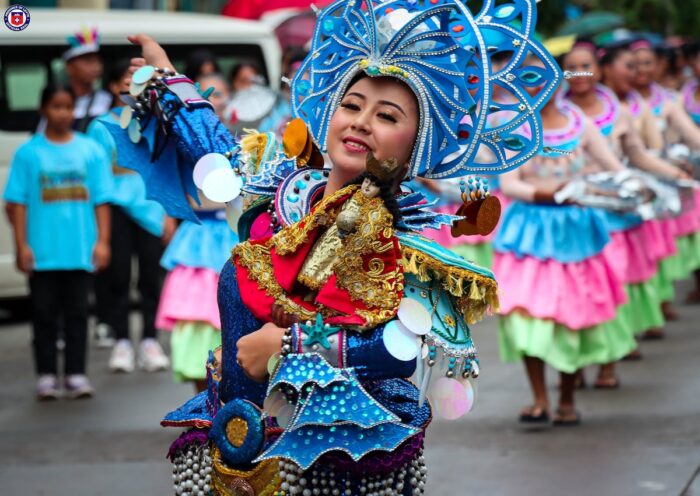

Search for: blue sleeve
xmin=3 ymin=143 xmax=32 ymax=204
xmin=86 ymin=118 xmax=115 ymax=157
xmin=86 ymin=140 xmax=115 ymax=205
xmin=345 ymin=325 xmax=417 ymax=381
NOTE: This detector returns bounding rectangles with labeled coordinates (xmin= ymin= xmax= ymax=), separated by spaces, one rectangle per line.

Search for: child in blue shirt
xmin=4 ymin=83 xmax=114 ymax=400
xmin=87 ymin=59 xmax=173 ymax=372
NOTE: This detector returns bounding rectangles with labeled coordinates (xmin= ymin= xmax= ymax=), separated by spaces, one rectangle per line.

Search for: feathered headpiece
xmin=63 ymin=27 xmax=101 ymax=62
xmin=291 ymin=0 xmax=562 ymax=179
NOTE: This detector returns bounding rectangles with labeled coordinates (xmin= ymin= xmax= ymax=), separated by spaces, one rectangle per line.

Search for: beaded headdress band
xmin=291 ymin=0 xmax=562 ymax=180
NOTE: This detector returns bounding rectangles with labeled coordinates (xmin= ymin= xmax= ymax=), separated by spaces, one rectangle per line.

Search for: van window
xmin=0 ymin=43 xmax=268 ymax=133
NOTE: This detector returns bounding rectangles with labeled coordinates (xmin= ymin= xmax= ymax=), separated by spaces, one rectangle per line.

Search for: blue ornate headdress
xmin=291 ymin=0 xmax=562 ymax=179
xmin=105 ymin=0 xmax=561 ymax=222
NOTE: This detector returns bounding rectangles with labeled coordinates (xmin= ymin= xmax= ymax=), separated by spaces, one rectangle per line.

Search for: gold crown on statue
xmin=366 ymin=152 xmax=402 ymax=183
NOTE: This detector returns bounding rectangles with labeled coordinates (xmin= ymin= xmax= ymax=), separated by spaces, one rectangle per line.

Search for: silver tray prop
xmin=554 ymin=169 xmax=699 ymax=220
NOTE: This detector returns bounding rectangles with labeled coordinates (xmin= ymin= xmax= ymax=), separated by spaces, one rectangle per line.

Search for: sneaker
xmin=138 ymin=338 xmax=170 ymax=372
xmin=36 ymin=375 xmax=60 ymax=401
xmin=109 ymin=339 xmax=135 ymax=373
xmin=64 ymin=374 xmax=94 ymax=399
xmin=94 ymin=323 xmax=116 ymax=349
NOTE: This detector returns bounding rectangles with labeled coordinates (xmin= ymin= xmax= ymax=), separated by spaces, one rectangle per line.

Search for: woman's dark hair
xmin=345 ymin=171 xmax=403 ymax=227
xmin=40 ymin=83 xmax=75 ymax=108
xmin=103 ymin=58 xmax=132 ymax=106
xmin=598 ymin=43 xmax=632 ymax=68
xmin=184 ymin=50 xmax=221 ymax=80
xmin=229 ymin=62 xmax=262 ymax=86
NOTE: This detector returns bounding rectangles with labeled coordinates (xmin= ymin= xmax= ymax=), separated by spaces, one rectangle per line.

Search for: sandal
xmin=685 ymin=290 xmax=700 ymax=304
xmin=622 ymin=349 xmax=643 ymax=361
xmin=519 ymin=405 xmax=550 ymax=424
xmin=594 ymin=376 xmax=620 ymax=389
xmin=641 ymin=329 xmax=665 ymax=341
xmin=661 ymin=303 xmax=679 ymax=321
xmin=557 ymin=369 xmax=587 ymax=390
xmin=552 ymin=408 xmax=581 ymax=426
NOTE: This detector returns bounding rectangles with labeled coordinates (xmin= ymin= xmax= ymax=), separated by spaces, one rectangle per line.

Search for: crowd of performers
xmin=5 ymin=0 xmax=700 ymax=494
xmin=425 ymin=38 xmax=700 ymax=425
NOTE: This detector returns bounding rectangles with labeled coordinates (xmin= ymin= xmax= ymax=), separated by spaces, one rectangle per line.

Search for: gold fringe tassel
xmin=399 ymin=246 xmax=500 ymax=325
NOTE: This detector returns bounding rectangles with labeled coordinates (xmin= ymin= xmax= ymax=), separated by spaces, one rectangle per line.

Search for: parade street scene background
xmin=0 ymin=0 xmax=699 ymax=495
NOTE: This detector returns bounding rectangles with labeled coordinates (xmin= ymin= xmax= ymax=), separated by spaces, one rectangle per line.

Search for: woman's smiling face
xmin=326 ymin=76 xmax=419 ymax=181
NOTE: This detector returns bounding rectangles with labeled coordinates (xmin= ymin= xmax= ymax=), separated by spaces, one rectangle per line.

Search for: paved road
xmin=0 ymin=282 xmax=698 ymax=496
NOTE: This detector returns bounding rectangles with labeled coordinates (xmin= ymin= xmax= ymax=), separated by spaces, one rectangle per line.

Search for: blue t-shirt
xmin=87 ymin=110 xmax=165 ymax=236
xmin=3 ymin=133 xmax=114 ymax=271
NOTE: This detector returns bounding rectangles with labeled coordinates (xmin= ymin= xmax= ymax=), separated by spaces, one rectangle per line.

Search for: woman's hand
xmin=235 ymin=323 xmax=288 ymax=382
xmin=92 ymin=240 xmax=111 ymax=272
xmin=16 ymin=244 xmax=33 ymax=274
xmin=126 ymin=34 xmax=175 ymax=76
xmin=161 ymin=216 xmax=177 ymax=246
xmin=533 ymin=183 xmax=565 ymax=204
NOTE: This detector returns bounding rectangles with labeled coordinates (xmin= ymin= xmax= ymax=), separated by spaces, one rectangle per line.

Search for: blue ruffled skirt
xmin=493 ymin=202 xmax=610 ymax=263
xmin=161 ymin=211 xmax=239 ymax=272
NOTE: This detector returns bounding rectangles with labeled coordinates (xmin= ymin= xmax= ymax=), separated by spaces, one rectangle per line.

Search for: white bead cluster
xmin=275 ymin=448 xmax=427 ymax=495
xmin=171 ymin=443 xmax=213 ymax=495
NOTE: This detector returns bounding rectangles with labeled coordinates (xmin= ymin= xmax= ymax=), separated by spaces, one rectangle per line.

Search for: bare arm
xmin=622 ymin=121 xmax=686 ymax=179
xmin=6 ymin=202 xmax=33 ymax=273
xmin=93 ymin=204 xmax=111 ymax=271
xmin=667 ymin=101 xmax=700 ymax=150
xmin=126 ymin=34 xmax=176 ymax=77
xmin=499 ymin=166 xmax=537 ymax=202
xmin=583 ymin=122 xmax=625 ymax=172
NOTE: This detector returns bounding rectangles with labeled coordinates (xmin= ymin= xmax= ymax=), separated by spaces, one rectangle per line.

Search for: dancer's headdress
xmin=291 ymin=0 xmax=562 ymax=179
xmin=63 ymin=27 xmax=101 ymax=62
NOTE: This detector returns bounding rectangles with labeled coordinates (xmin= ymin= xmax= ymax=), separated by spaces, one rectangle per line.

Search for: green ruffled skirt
xmin=677 ymin=233 xmax=700 ymax=274
xmin=499 ymin=311 xmax=636 ymax=374
xmin=451 ymin=243 xmax=493 ymax=269
xmin=616 ymin=281 xmax=665 ymax=337
xmin=170 ymin=321 xmax=222 ymax=382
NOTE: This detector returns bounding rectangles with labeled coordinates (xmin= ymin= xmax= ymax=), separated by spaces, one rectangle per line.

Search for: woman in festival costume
xmin=599 ymin=43 xmax=692 ymax=338
xmin=88 ymin=60 xmax=173 ymax=373
xmin=155 ymin=75 xmax=240 ymax=392
xmin=632 ymin=39 xmax=700 ymax=310
xmin=494 ymin=88 xmax=635 ymax=424
xmin=563 ymin=42 xmax=686 ymax=361
xmin=108 ymin=0 xmax=559 ymax=493
xmin=604 ymin=43 xmax=689 ymax=329
xmin=679 ymin=42 xmax=700 ymax=302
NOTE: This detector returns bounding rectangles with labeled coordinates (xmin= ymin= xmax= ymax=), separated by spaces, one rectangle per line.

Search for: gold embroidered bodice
xmin=297 ymin=194 xmax=363 ymax=289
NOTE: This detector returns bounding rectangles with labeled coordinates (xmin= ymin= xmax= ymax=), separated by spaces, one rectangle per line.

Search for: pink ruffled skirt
xmin=602 ymin=224 xmax=660 ymax=285
xmin=643 ymin=219 xmax=677 ymax=262
xmin=493 ymin=251 xmax=627 ymax=330
xmin=156 ymin=265 xmax=221 ymax=330
xmin=672 ymin=189 xmax=700 ymax=237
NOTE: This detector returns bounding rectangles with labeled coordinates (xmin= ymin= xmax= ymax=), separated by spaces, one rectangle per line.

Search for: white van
xmin=0 ymin=8 xmax=281 ymax=298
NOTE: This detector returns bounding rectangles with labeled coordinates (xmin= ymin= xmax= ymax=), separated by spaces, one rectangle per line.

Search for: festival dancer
xmin=107 ymin=0 xmax=560 ymax=492
xmin=680 ymin=41 xmax=700 ymax=302
xmin=563 ymin=42 xmax=686 ymax=364
xmin=495 ymin=89 xmax=635 ymax=425
xmin=155 ymin=74 xmax=239 ymax=392
xmin=4 ymin=84 xmax=113 ymax=399
xmin=632 ymin=39 xmax=700 ymax=313
xmin=87 ymin=60 xmax=172 ymax=373
xmin=599 ymin=43 xmax=691 ymax=338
